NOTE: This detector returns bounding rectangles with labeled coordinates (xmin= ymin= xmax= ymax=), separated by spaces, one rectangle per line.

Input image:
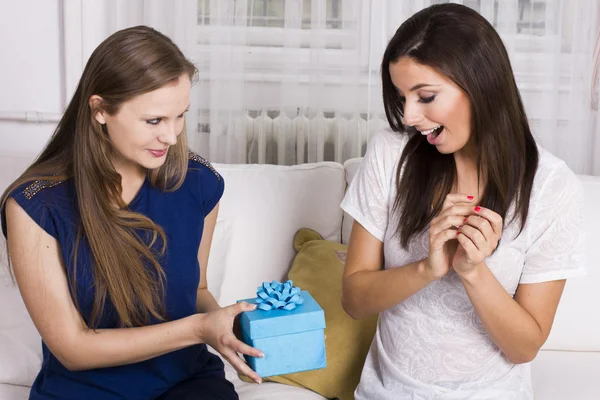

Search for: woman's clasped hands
xmin=426 ymin=193 xmax=503 ymax=280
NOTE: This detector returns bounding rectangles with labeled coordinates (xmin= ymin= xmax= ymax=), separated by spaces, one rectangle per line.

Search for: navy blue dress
xmin=1 ymin=153 xmax=238 ymax=400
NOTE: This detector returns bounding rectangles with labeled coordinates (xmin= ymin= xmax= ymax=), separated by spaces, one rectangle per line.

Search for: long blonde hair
xmin=1 ymin=26 xmax=197 ymax=328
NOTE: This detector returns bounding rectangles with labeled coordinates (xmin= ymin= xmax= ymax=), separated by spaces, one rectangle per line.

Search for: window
xmin=197 ymin=0 xmax=346 ymax=48
xmin=199 ymin=0 xmax=343 ymax=29
xmin=194 ymin=1 xmax=579 ymax=112
xmin=429 ymin=0 xmax=568 ymax=51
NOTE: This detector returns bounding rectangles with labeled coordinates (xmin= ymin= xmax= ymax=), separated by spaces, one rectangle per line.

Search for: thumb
xmin=231 ymin=301 xmax=258 ymax=316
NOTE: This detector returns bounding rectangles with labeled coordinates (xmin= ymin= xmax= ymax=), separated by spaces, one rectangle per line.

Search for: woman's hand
xmin=426 ymin=193 xmax=475 ymax=280
xmin=454 ymin=206 xmax=503 ymax=277
xmin=196 ymin=302 xmax=264 ymax=384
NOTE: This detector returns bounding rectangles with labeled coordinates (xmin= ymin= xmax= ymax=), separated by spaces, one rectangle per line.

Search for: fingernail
xmin=463 ymin=217 xmax=467 ymax=223
xmin=256 ymin=378 xmax=262 ymax=384
xmin=474 ymin=206 xmax=481 ymax=212
xmin=259 ymin=352 xmax=264 ymax=358
xmin=456 ymin=230 xmax=460 ymax=236
xmin=467 ymin=195 xmax=474 ymax=200
xmin=251 ymin=304 xmax=257 ymax=310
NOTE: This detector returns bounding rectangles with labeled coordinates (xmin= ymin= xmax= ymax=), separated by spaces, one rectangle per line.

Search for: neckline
xmin=125 ymin=176 xmax=149 ymax=209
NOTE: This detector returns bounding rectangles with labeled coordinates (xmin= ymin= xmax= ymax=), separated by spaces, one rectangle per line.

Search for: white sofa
xmin=0 ymin=153 xmax=599 ymax=400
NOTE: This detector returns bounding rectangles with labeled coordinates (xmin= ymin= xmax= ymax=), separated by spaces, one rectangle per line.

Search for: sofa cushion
xmin=213 ymin=162 xmax=346 ymax=307
xmin=0 ymin=269 xmax=42 ymax=387
xmin=205 ymin=217 xmax=235 ymax=303
xmin=0 ymin=384 xmax=30 ymax=400
xmin=531 ymin=350 xmax=600 ymax=400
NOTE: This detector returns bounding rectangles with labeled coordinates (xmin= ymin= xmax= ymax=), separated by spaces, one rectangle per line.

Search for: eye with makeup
xmin=419 ymin=95 xmax=436 ymax=104
xmin=145 ymin=111 xmax=187 ymax=126
xmin=146 ymin=118 xmax=162 ymax=125
xmin=398 ymin=95 xmax=436 ymax=105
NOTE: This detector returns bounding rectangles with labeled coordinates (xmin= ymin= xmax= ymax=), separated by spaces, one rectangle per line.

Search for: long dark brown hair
xmin=381 ymin=4 xmax=539 ymax=248
xmin=1 ymin=26 xmax=197 ymax=328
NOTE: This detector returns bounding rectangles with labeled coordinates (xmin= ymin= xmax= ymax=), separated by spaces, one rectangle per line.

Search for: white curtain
xmin=67 ymin=0 xmax=600 ymax=175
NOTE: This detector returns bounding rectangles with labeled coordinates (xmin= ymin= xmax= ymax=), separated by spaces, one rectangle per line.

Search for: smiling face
xmin=92 ymin=74 xmax=191 ymax=176
xmin=389 ymin=57 xmax=473 ymax=155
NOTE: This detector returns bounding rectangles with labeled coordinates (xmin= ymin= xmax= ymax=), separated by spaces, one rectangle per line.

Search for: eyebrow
xmin=142 ymin=104 xmax=191 ymax=119
xmin=410 ymin=83 xmax=440 ymax=91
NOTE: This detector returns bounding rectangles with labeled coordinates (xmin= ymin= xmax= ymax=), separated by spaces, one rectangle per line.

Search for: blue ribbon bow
xmin=255 ymin=280 xmax=304 ymax=311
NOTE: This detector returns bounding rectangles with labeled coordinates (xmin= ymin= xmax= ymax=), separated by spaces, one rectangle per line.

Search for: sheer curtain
xmin=66 ymin=0 xmax=600 ymax=174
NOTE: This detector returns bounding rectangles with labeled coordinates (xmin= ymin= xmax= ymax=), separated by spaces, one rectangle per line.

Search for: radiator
xmin=197 ymin=111 xmax=389 ymax=165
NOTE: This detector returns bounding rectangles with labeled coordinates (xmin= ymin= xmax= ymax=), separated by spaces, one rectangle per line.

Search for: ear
xmin=89 ymin=95 xmax=106 ymax=124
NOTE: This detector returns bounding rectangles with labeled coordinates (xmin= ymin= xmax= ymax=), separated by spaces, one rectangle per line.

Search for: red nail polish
xmin=474 ymin=206 xmax=481 ymax=212
xmin=456 ymin=230 xmax=460 ymax=235
xmin=464 ymin=217 xmax=468 ymax=223
xmin=467 ymin=196 xmax=474 ymax=200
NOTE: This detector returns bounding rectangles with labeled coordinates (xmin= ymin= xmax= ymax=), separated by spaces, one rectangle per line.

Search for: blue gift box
xmin=238 ymin=286 xmax=326 ymax=377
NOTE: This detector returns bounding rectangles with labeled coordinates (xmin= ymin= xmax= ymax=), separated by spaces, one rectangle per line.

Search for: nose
xmin=402 ymin=100 xmax=424 ymax=127
xmin=158 ymin=123 xmax=179 ymax=146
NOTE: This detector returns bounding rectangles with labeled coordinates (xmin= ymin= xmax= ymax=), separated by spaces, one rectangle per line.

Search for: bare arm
xmin=342 ymin=193 xmax=475 ymax=319
xmin=455 ymin=207 xmax=566 ymax=364
xmin=459 ymin=265 xmax=564 ymax=364
xmin=196 ymin=202 xmax=221 ymax=313
xmin=342 ymin=221 xmax=433 ymax=319
xmin=5 ymin=198 xmax=205 ymax=371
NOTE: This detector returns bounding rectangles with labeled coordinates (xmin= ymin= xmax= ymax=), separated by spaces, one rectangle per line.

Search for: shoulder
xmin=526 ymin=147 xmax=582 ymax=226
xmin=533 ymin=148 xmax=581 ymax=198
xmin=184 ymin=151 xmax=225 ymax=215
xmin=2 ymin=178 xmax=72 ymax=239
xmin=365 ymin=127 xmax=409 ymax=169
xmin=367 ymin=127 xmax=408 ymax=156
xmin=10 ymin=178 xmax=72 ymax=207
xmin=358 ymin=127 xmax=409 ymax=183
xmin=187 ymin=151 xmax=222 ymax=182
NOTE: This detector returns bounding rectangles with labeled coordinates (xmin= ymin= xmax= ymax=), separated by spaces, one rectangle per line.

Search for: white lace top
xmin=341 ymin=128 xmax=586 ymax=400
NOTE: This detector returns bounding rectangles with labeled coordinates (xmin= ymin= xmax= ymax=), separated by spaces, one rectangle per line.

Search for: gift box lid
xmin=239 ymin=291 xmax=326 ymax=340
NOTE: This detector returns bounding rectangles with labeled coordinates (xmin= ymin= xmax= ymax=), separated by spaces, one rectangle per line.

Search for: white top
xmin=341 ymin=128 xmax=586 ymax=400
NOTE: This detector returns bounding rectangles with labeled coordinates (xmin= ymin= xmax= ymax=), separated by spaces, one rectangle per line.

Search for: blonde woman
xmin=1 ymin=26 xmax=262 ymax=400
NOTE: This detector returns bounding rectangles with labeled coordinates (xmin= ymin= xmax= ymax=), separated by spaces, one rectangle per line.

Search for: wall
xmin=0 ymin=0 xmax=62 ymax=156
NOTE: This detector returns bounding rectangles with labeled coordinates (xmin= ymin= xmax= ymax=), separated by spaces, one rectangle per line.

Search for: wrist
xmin=456 ymin=262 xmax=487 ymax=284
xmin=417 ymin=259 xmax=437 ymax=284
xmin=190 ymin=313 xmax=207 ymax=344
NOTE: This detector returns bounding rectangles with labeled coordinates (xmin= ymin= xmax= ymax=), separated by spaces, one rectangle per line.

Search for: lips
xmin=426 ymin=126 xmax=444 ymax=145
xmin=148 ymin=149 xmax=167 ymax=157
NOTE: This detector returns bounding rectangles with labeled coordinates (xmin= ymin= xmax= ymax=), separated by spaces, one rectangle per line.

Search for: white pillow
xmin=0 ymin=249 xmax=42 ymax=386
xmin=214 ymin=162 xmax=345 ymax=306
xmin=341 ymin=157 xmax=362 ymax=245
xmin=206 ymin=217 xmax=235 ymax=304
